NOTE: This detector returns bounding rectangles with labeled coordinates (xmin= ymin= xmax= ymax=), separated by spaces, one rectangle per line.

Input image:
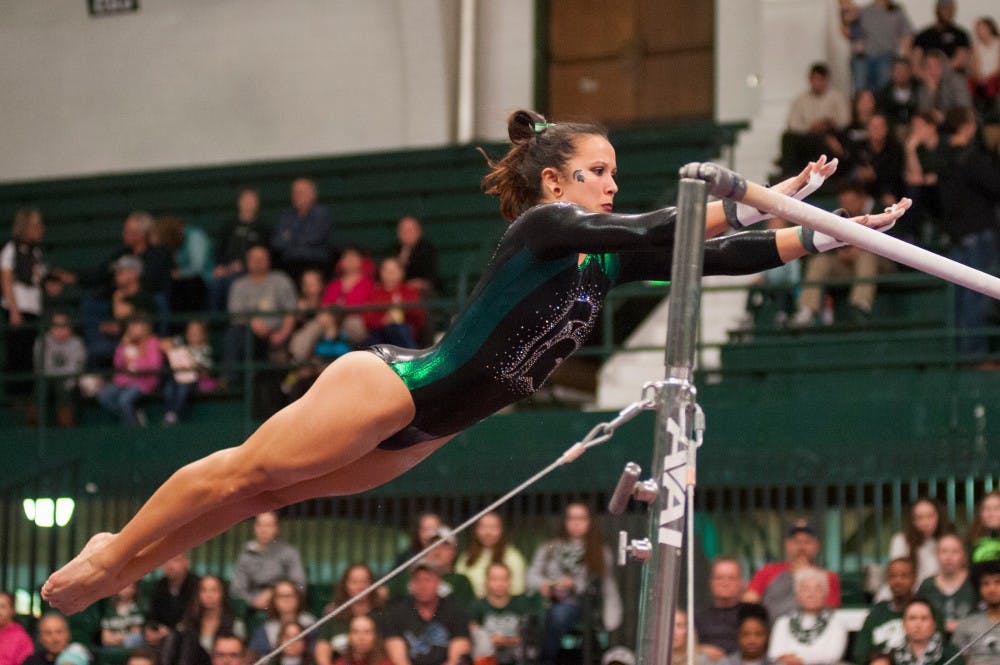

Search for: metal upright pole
xmin=636 ymin=175 xmax=708 ymax=665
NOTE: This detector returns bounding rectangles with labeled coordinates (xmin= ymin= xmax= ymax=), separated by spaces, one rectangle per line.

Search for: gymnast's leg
xmin=42 ymin=351 xmax=418 ymax=613
xmin=113 ymin=437 xmax=454 ymax=587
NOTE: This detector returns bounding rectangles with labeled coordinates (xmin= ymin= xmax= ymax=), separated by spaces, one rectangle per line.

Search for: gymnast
xmin=41 ymin=109 xmax=911 ymax=614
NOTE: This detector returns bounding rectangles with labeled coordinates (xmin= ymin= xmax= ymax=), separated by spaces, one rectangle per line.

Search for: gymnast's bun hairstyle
xmin=479 ymin=109 xmax=606 ymax=221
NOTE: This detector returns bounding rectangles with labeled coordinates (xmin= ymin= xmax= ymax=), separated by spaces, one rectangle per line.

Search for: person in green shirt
xmin=916 ymin=533 xmax=976 ymax=635
xmin=469 ymin=562 xmax=543 ymax=665
xmin=854 ymin=558 xmax=917 ymax=663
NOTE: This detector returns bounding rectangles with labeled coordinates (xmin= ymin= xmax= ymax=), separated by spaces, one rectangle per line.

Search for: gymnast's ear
xmin=540 ymin=166 xmax=563 ymax=200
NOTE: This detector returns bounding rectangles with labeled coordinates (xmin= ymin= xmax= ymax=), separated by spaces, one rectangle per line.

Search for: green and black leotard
xmin=371 ymin=201 xmax=783 ymax=450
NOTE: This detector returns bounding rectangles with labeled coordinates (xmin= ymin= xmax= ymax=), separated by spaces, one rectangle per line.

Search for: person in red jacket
xmin=365 ymin=257 xmax=425 ymax=348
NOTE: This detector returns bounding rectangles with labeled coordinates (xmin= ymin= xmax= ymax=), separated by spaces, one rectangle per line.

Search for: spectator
xmin=160 ymin=319 xmax=216 ymax=425
xmin=902 ymin=112 xmax=944 ymax=238
xmin=967 ymin=491 xmax=1000 ymax=566
xmin=124 ymin=647 xmax=159 ymax=665
xmin=891 ymin=599 xmax=958 ymax=665
xmin=271 ymin=178 xmax=333 ymax=282
xmin=912 ymin=1 xmax=971 ymax=74
xmin=877 ymin=57 xmax=923 ymax=132
xmin=392 ymin=217 xmax=440 ymax=295
xmin=331 ymin=615 xmax=392 ymax=665
xmin=282 ymin=309 xmax=353 ymax=401
xmin=395 ymin=513 xmax=444 ymax=568
xmin=835 ymin=88 xmax=880 ymax=156
xmin=85 ymin=255 xmax=152 ymax=369
xmin=121 ymin=211 xmax=174 ymax=334
xmin=231 ymin=511 xmax=306 ymax=611
xmin=767 ymin=568 xmax=849 ymax=665
xmin=382 ymin=563 xmax=471 ymax=665
xmin=33 ymin=311 xmax=87 ymax=428
xmin=849 ymin=113 xmax=905 ymax=205
xmin=853 ymin=558 xmax=918 ymax=663
xmin=890 ymin=498 xmax=949 ymax=589
xmin=365 ymin=257 xmax=425 ymax=348
xmin=315 ymin=564 xmax=387 ymax=665
xmin=851 ymin=1 xmax=914 ymax=93
xmin=209 ymin=634 xmax=246 ymax=665
xmin=155 ymin=215 xmax=214 ymax=314
xmin=274 ymin=621 xmax=316 ymax=665
xmin=2 ymin=207 xmax=74 ymax=402
xmin=390 ymin=528 xmax=475 ymax=609
xmin=0 ymin=589 xmax=34 ymax=665
xmin=917 ymin=533 xmax=975 ymax=634
xmin=696 ymin=557 xmax=757 ymax=661
xmin=456 ymin=512 xmax=527 ymax=599
xmin=212 ymin=187 xmax=270 ymax=312
xmin=287 ymin=269 xmax=336 ymax=366
xmin=162 ymin=576 xmax=245 ymax=665
xmin=469 ymin=562 xmax=542 ymax=665
xmin=718 ymin=612 xmax=777 ymax=665
xmin=526 ymin=503 xmax=622 ymax=665
xmin=248 ymin=580 xmax=316 ymax=659
xmin=147 ymin=551 xmax=200 ymax=632
xmin=952 ymin=559 xmax=1000 ymax=662
xmin=916 ymin=50 xmax=973 ymax=123
xmin=791 ymin=182 xmax=896 ymax=326
xmin=222 ymin=246 xmax=296 ymax=412
xmin=780 ymin=63 xmax=851 ymax=177
xmin=99 ymin=581 xmax=145 ymax=649
xmin=97 ymin=316 xmax=163 ymax=426
xmin=936 ymin=107 xmax=1000 ymax=357
xmin=744 ymin=520 xmax=841 ymax=621
xmin=321 ymin=247 xmax=374 ymax=342
xmin=672 ymin=609 xmax=711 ymax=665
xmin=23 ymin=612 xmax=73 ymax=665
xmin=970 ymin=17 xmax=1000 ymax=116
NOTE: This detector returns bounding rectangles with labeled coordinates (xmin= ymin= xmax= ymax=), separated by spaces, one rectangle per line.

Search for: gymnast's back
xmin=371 ymin=201 xmax=780 ymax=450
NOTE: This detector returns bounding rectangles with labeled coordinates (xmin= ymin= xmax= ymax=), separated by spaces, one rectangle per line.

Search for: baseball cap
xmin=786 ymin=519 xmax=817 ymax=538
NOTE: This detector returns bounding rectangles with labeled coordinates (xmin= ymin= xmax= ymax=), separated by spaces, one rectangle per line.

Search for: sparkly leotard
xmin=371 ymin=202 xmax=782 ymax=450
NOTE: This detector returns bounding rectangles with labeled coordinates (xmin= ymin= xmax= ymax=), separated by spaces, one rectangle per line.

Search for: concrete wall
xmin=0 ymin=0 xmax=534 ymax=182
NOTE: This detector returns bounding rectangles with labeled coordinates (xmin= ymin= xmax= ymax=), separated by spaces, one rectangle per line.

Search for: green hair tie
xmin=533 ymin=122 xmax=554 ymax=133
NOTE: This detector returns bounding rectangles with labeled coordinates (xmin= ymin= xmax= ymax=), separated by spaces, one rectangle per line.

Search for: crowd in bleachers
xmin=766 ymin=1 xmax=1000 ymax=357
xmin=0 ymin=504 xmax=626 ymax=665
xmin=0 ymin=178 xmax=440 ymax=428
xmin=5 ymin=492 xmax=1000 ymax=665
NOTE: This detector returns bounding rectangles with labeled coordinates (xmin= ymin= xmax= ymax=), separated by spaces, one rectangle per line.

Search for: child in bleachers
xmin=160 ymin=319 xmax=216 ymax=425
xmin=719 ymin=610 xmax=776 ymax=665
xmin=99 ymin=582 xmax=145 ymax=649
xmin=331 ymin=615 xmax=391 ymax=665
xmin=469 ymin=562 xmax=542 ymax=665
xmin=365 ymin=257 xmax=424 ymax=349
xmin=96 ymin=316 xmax=162 ymax=426
xmin=33 ymin=311 xmax=87 ymax=427
xmin=283 ymin=309 xmax=352 ymax=400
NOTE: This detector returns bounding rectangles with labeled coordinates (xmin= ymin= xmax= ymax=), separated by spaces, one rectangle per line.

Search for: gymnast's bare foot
xmin=41 ymin=532 xmax=121 ymax=614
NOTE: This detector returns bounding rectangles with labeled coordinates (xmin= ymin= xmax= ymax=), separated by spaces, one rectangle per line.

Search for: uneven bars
xmin=681 ymin=163 xmax=1000 ymax=300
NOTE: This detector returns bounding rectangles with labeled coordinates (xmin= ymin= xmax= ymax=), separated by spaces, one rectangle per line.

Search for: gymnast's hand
xmin=728 ymin=155 xmax=838 ymax=228
xmin=774 ymin=154 xmax=838 ymax=199
xmin=800 ymin=198 xmax=912 ymax=254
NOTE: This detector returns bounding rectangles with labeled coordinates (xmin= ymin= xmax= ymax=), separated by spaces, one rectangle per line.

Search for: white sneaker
xmin=163 ymin=411 xmax=179 ymax=426
xmin=135 ymin=409 xmax=148 ymax=427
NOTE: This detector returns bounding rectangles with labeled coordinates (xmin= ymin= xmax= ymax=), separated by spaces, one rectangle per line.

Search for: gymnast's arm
xmin=519 ymin=203 xmax=678 ymax=259
xmin=615 ymin=227 xmax=812 ymax=283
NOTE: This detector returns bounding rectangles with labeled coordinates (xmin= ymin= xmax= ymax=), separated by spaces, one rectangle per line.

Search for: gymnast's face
xmin=542 ymin=134 xmax=618 ymax=214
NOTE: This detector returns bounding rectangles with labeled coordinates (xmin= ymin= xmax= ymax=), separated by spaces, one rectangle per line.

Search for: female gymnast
xmin=42 ymin=109 xmax=911 ymax=615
